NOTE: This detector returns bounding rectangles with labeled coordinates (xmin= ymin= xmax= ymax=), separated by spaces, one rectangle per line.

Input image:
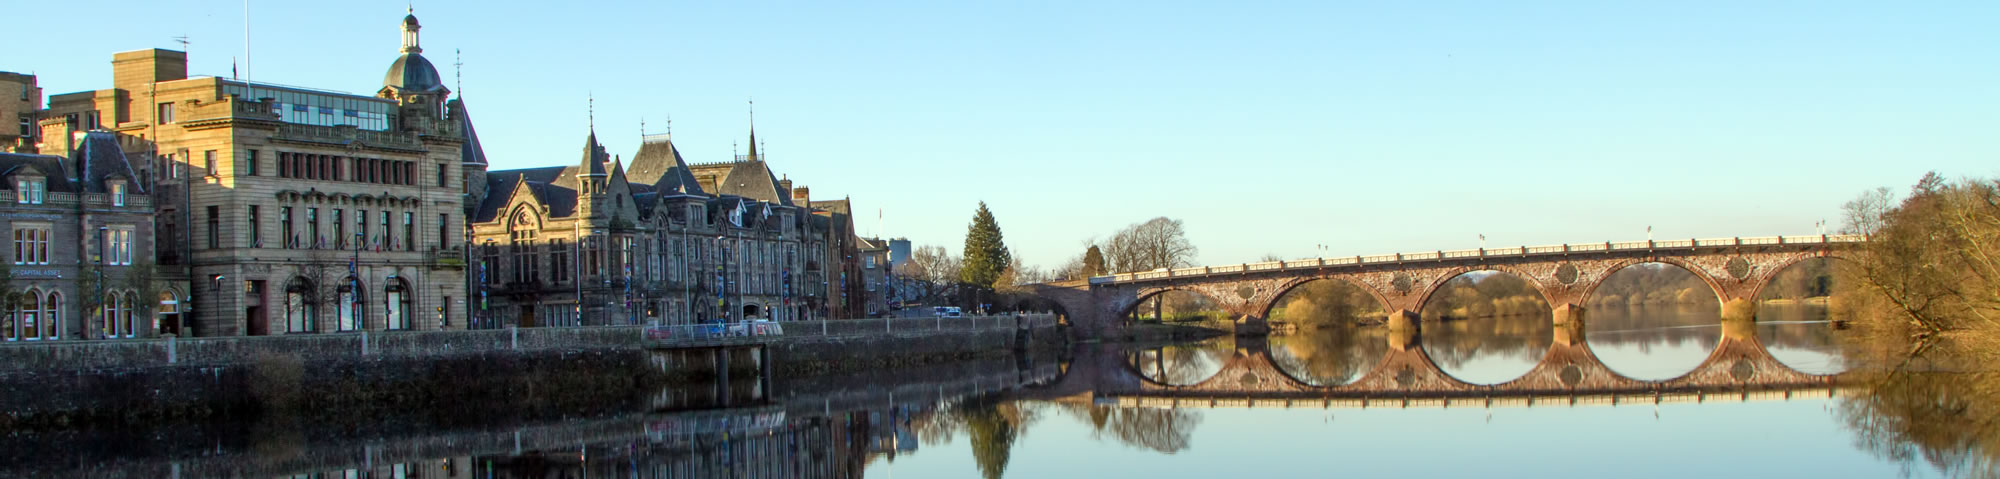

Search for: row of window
xmin=0 ymin=289 xmax=143 ymax=341
xmin=279 ymin=278 xmax=420 ymax=333
xmin=475 ymin=236 xmax=800 ymax=296
xmin=13 ymin=179 xmax=131 ymax=206
xmin=11 ymin=225 xmax=135 ymax=265
xmin=218 ymin=205 xmax=447 ymax=252
xmin=274 ymin=152 xmax=444 ymax=187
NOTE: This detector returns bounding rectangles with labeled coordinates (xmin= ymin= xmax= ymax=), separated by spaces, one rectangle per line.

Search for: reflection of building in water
xmin=458 ymin=414 xmax=875 ymax=478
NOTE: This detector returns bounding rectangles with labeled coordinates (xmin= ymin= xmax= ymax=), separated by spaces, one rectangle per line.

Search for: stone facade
xmin=467 ymin=130 xmax=861 ymax=327
xmin=0 ymin=131 xmax=159 ymax=341
xmin=0 ymin=71 xmax=40 ymax=152
xmin=39 ymin=14 xmax=469 ymax=337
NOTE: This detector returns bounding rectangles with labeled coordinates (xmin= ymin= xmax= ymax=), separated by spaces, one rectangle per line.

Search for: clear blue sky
xmin=12 ymin=1 xmax=1996 ymax=270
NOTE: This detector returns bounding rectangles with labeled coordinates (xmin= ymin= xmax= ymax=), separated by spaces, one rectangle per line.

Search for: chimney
xmin=36 ymin=118 xmax=74 ymax=157
xmin=778 ymin=179 xmax=793 ymax=197
xmin=792 ymin=186 xmax=810 ymax=205
xmin=112 ymin=49 xmax=188 ymax=90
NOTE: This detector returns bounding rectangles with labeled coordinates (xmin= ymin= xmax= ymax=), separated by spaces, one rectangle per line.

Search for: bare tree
xmin=896 ymin=245 xmax=961 ymax=305
xmin=1102 ymin=217 xmax=1199 ymax=321
xmin=1103 ymin=217 xmax=1199 ymax=273
xmin=1842 ymin=186 xmax=1895 ymax=235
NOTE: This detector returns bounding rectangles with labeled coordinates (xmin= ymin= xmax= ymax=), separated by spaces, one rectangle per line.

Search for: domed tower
xmin=379 ymin=10 xmax=450 ymax=130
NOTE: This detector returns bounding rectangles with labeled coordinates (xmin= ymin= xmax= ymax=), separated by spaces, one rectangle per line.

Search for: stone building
xmin=0 ymin=131 xmax=159 ymax=340
xmin=467 ymin=128 xmax=850 ymax=326
xmin=40 ymin=12 xmax=472 ymax=336
xmin=0 ymin=72 xmax=40 ymax=151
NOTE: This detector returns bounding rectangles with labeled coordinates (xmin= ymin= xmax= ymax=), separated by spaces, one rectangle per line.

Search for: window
xmin=280 ymin=207 xmax=293 ymax=248
xmin=285 ymin=280 xmax=315 ymax=333
xmin=104 ymin=227 xmax=133 ymax=265
xmin=103 ymin=292 xmax=136 ymax=338
xmin=332 ymin=210 xmax=344 ymax=249
xmin=12 ymin=225 xmax=49 ymax=264
xmin=248 ymin=205 xmax=261 ymax=248
xmin=385 ymin=280 xmax=409 ymax=330
xmin=337 ymin=278 xmax=363 ymax=331
xmin=278 ymin=152 xmax=290 ymax=178
xmin=306 ymin=208 xmax=319 ymax=249
xmin=437 ymin=214 xmax=448 ymax=249
xmin=206 ymin=206 xmax=219 ymax=249
xmin=403 ymin=212 xmax=415 ymax=251
xmin=549 ymin=239 xmax=569 ymax=283
xmin=41 ymin=291 xmax=60 ymax=340
xmin=15 ymin=177 xmax=44 ymax=204
xmin=246 ymin=150 xmax=259 ymax=176
xmin=157 ymin=102 xmax=175 ymax=124
xmin=380 ymin=211 xmax=391 ymax=250
xmin=436 ymin=163 xmax=447 ymax=187
xmin=866 ymin=256 xmax=876 ymax=269
xmin=203 ymin=150 xmax=216 ymax=176
xmin=512 ymin=243 xmax=538 ymax=283
xmin=110 ymin=183 xmax=126 ymax=206
xmin=357 ymin=209 xmax=369 ymax=248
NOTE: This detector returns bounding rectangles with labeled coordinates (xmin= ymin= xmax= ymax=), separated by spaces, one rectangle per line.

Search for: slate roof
xmin=383 ymin=52 xmax=447 ymax=94
xmin=712 ymin=160 xmax=792 ymax=206
xmin=76 ymin=131 xmax=141 ymax=193
xmin=472 ymin=166 xmax=576 ymax=223
xmin=0 ymin=153 xmax=76 ymax=193
xmin=626 ymin=137 xmax=705 ymax=196
xmin=449 ymin=99 xmax=487 ymax=165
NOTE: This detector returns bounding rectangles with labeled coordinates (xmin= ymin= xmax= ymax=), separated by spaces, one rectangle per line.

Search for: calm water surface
xmin=14 ymin=304 xmax=1995 ymax=478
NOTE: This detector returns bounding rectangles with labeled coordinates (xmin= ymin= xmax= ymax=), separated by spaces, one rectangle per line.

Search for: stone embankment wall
xmin=0 ymin=316 xmax=1066 ymax=426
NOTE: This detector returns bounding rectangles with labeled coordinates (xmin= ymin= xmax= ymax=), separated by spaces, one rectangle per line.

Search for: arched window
xmin=119 ymin=292 xmax=137 ymax=338
xmin=285 ymin=278 xmax=316 ymax=333
xmin=384 ymin=278 xmax=410 ymax=330
xmin=100 ymin=292 xmax=118 ymax=338
xmin=19 ymin=289 xmax=40 ymax=340
xmin=41 ymin=291 xmax=60 ymax=340
xmin=338 ymin=277 xmax=365 ymax=331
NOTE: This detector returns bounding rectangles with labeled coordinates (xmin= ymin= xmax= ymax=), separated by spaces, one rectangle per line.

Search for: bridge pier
xmin=1721 ymin=298 xmax=1757 ymax=322
xmin=1234 ymin=315 xmax=1271 ymax=336
xmin=1554 ymin=317 xmax=1587 ymax=346
xmin=1552 ymin=304 xmax=1586 ymax=325
xmin=1386 ymin=310 xmax=1420 ymax=332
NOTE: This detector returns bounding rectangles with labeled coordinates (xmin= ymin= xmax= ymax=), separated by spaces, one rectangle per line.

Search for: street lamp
xmin=352 ymin=231 xmax=362 ymax=331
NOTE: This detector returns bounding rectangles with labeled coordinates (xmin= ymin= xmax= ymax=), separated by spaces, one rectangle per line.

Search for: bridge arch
xmin=1743 ymin=252 xmax=1846 ymax=305
xmin=1412 ymin=265 xmax=1556 ymax=319
xmin=1119 ymin=287 xmax=1231 ymax=323
xmin=1259 ymin=276 xmax=1391 ymax=324
xmin=1578 ymin=258 xmax=1730 ymax=312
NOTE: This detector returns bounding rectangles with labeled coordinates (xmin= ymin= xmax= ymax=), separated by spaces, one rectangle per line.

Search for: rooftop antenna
xmin=665 ymin=114 xmax=671 ymax=137
xmin=639 ymin=117 xmax=645 ymax=136
xmin=587 ymin=92 xmax=594 ymax=130
xmin=454 ymin=48 xmax=462 ymax=97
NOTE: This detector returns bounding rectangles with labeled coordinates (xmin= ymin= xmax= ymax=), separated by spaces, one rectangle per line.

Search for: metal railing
xmin=641 ymin=313 xmax=1059 ymax=347
xmin=1087 ymin=234 xmax=1867 ymax=285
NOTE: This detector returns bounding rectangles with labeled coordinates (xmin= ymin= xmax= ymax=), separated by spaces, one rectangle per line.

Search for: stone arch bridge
xmin=1033 ymin=235 xmax=1863 ymax=338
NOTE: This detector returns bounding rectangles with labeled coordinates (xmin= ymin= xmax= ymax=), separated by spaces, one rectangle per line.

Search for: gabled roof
xmin=627 ymin=137 xmax=706 ymax=197
xmin=0 ymin=153 xmax=77 ymax=193
xmin=473 ymin=166 xmax=578 ymax=223
xmin=810 ymin=199 xmax=852 ymax=215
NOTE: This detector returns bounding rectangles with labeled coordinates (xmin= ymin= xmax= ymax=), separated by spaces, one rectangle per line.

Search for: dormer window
xmin=14 ymin=177 xmax=44 ymax=204
xmin=109 ymin=182 xmax=127 ymax=206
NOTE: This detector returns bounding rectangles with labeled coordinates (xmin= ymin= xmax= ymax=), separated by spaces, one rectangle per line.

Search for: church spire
xmin=746 ymin=98 xmax=758 ymax=160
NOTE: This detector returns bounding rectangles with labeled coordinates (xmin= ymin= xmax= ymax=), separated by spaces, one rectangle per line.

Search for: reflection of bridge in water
xmin=1041 ymin=320 xmax=1844 ymax=407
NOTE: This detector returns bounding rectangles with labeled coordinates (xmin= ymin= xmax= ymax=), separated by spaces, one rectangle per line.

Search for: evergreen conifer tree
xmin=960 ymin=202 xmax=1011 ymax=302
xmin=1081 ymin=245 xmax=1107 ymax=278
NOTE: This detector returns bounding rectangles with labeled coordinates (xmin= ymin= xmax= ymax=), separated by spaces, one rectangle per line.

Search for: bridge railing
xmin=1085 ymin=234 xmax=1870 ymax=285
xmin=643 ymin=314 xmax=1056 ymax=346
